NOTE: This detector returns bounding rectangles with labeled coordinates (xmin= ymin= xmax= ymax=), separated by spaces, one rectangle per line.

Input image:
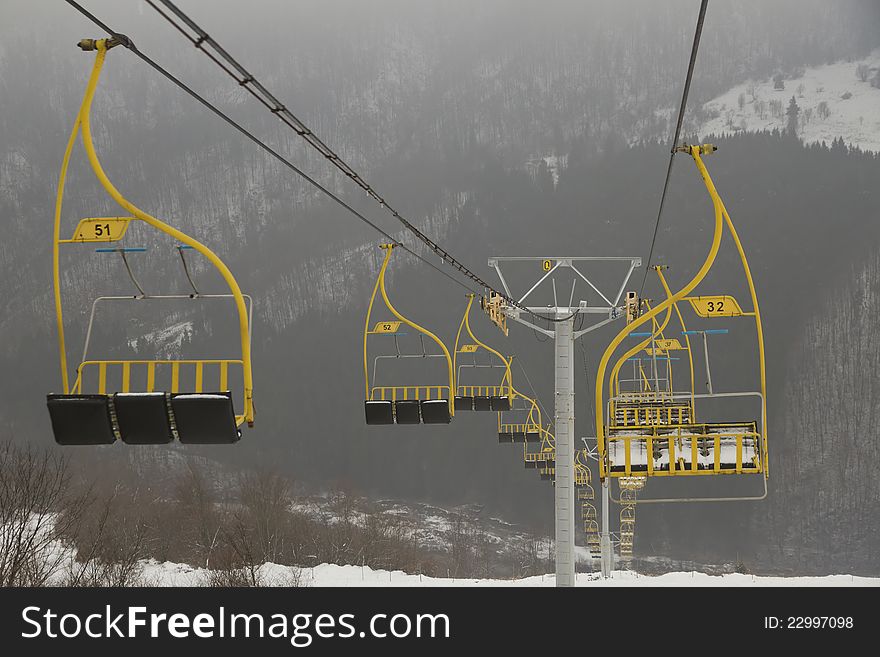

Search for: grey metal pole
xmin=601 ymin=478 xmax=612 ymax=578
xmin=554 ymin=313 xmax=576 ymax=587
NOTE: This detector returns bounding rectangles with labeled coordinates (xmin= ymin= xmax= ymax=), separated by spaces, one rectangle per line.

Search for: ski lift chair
xmin=47 ymin=40 xmax=254 ymax=445
xmin=363 ymin=244 xmax=454 ymax=425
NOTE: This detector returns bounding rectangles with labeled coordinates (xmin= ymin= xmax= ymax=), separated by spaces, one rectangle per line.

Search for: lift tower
xmin=488 ymin=256 xmax=640 ymax=586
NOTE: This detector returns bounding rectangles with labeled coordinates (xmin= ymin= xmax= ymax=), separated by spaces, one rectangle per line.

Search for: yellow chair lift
xmin=574 ymin=448 xmax=600 ymax=555
xmin=364 ymin=244 xmax=455 ymax=424
xmin=595 ymin=144 xmax=768 ymax=496
xmin=453 ymin=294 xmax=512 ymax=412
xmin=47 ymin=39 xmax=254 ymax=445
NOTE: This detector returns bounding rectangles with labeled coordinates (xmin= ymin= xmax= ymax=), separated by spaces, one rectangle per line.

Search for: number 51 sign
xmin=62 ymin=217 xmax=133 ymax=243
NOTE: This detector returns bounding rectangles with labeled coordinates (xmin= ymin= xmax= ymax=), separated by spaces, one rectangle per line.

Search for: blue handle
xmin=177 ymin=244 xmax=195 ymax=250
xmin=629 ymin=332 xmax=654 ymax=337
xmin=682 ymin=329 xmax=729 ymax=335
xmin=95 ymin=247 xmax=147 ymax=253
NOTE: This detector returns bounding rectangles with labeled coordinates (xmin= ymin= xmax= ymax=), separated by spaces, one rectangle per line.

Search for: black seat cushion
xmin=365 ymin=400 xmax=394 ymax=425
xmin=114 ymin=393 xmax=174 ymax=444
xmin=454 ymin=396 xmax=474 ymax=411
xmin=490 ymin=396 xmax=511 ymax=412
xmin=47 ymin=394 xmax=116 ymax=445
xmin=172 ymin=392 xmax=240 ymax=444
xmin=498 ymin=432 xmax=514 ymax=443
xmin=394 ymin=400 xmax=421 ymax=424
xmin=525 ymin=431 xmax=541 ymax=443
xmin=420 ymin=399 xmax=451 ymax=424
xmin=473 ymin=396 xmax=492 ymax=411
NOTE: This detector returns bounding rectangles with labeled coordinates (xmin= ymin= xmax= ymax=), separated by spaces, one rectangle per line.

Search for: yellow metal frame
xmin=363 ymin=243 xmax=455 ymax=415
xmin=595 ymin=145 xmax=767 ymax=480
xmin=607 ymin=269 xmax=697 ymax=425
xmin=453 ymin=294 xmax=512 ymax=399
xmin=52 ymin=41 xmax=254 ymax=426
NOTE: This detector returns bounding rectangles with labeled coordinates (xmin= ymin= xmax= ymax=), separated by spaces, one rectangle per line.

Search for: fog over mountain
xmin=1 ymin=0 xmax=879 ymax=575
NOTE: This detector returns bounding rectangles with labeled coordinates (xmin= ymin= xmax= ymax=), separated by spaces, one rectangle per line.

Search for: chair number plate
xmin=371 ymin=321 xmax=402 ymax=334
xmin=67 ymin=217 xmax=132 ymax=242
xmin=687 ymin=295 xmax=743 ymax=317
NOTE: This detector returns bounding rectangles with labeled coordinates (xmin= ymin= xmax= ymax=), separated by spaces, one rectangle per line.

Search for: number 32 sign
xmin=686 ymin=295 xmax=744 ymax=317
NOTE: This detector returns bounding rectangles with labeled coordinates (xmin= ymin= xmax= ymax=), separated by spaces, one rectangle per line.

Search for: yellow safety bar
xmin=595 ymin=144 xmax=767 ymax=479
xmin=453 ymin=294 xmax=512 ymax=395
xmin=52 ymin=40 xmax=253 ymax=425
xmin=363 ymin=243 xmax=455 ymax=416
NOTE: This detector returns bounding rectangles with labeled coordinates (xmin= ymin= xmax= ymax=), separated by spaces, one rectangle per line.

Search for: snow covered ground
xmin=8 ymin=511 xmax=879 ymax=587
xmin=139 ymin=560 xmax=880 ymax=587
xmin=698 ymin=50 xmax=880 ymax=152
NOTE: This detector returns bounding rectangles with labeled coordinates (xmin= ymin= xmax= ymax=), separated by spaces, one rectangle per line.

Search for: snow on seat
xmin=606 ymin=422 xmax=763 ymax=476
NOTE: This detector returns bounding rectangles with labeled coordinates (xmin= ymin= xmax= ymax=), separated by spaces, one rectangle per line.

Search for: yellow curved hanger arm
xmin=363 ymin=247 xmax=388 ymax=399
xmin=656 ymin=267 xmax=696 ymax=419
xmin=364 ymin=244 xmax=456 ymax=415
xmin=608 ymin=287 xmax=674 ymax=400
xmin=454 ymin=294 xmax=512 ymax=391
xmin=595 ymin=145 xmax=725 ymax=478
xmin=693 ymin=156 xmax=768 ymax=477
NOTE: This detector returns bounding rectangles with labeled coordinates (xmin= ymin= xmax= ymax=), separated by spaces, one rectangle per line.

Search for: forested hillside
xmin=1 ymin=0 xmax=879 ymax=573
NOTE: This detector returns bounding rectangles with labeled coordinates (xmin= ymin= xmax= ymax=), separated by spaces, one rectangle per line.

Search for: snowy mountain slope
xmin=697 ymin=50 xmax=880 ymax=152
xmin=139 ymin=560 xmax=880 ymax=587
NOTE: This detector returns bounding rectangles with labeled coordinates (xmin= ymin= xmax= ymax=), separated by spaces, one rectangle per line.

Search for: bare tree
xmin=238 ymin=469 xmax=291 ymax=564
xmin=64 ymin=488 xmax=150 ymax=587
xmin=0 ymin=441 xmax=89 ymax=586
xmin=174 ymin=459 xmax=222 ymax=567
